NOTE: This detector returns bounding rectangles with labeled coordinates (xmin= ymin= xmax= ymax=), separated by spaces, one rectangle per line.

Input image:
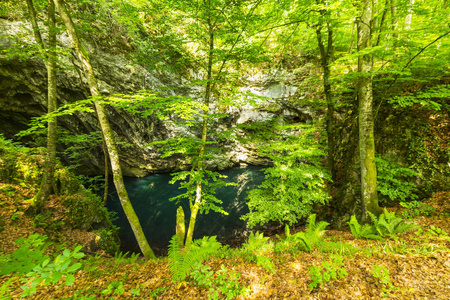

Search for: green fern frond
xmin=348 ymin=215 xmax=361 ymax=238
xmin=168 ymin=235 xmax=222 ymax=283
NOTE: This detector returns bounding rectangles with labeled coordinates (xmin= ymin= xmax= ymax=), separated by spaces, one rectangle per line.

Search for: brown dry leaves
xmin=1 ymin=190 xmax=450 ymax=299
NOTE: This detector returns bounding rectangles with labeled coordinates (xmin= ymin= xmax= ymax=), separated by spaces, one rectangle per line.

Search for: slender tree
xmin=26 ymin=0 xmax=58 ymax=212
xmin=357 ymin=0 xmax=382 ymax=221
xmin=53 ymin=0 xmax=155 ymax=259
xmin=315 ymin=0 xmax=336 ymax=182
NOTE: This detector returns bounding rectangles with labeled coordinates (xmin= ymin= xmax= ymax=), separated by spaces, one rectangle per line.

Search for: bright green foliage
xmin=21 ymin=245 xmax=84 ymax=297
xmin=368 ymin=209 xmax=419 ymax=239
xmin=347 ymin=215 xmax=382 ymax=240
xmin=169 ymin=169 xmax=234 ymax=215
xmin=400 ymin=201 xmax=436 ymax=219
xmin=376 ymin=156 xmax=419 ymax=203
xmin=241 ymin=232 xmax=275 ymax=273
xmin=113 ymin=251 xmax=140 ymax=264
xmin=0 ymin=277 xmax=13 ymax=300
xmin=349 ymin=210 xmax=418 ymax=240
xmin=276 ymin=214 xmax=329 ymax=253
xmin=427 ymin=225 xmax=449 ymax=240
xmin=243 ymin=125 xmax=331 ymax=228
xmin=168 ymin=235 xmax=222 ymax=283
xmin=371 ymin=265 xmax=397 ymax=295
xmin=308 ymin=256 xmax=347 ymax=290
xmin=0 ymin=234 xmax=49 ymax=275
xmin=293 ymin=214 xmax=329 ymax=252
xmin=101 ymin=280 xmax=125 ymax=297
xmin=191 ymin=264 xmax=250 ymax=300
xmin=318 ymin=241 xmax=358 ymax=256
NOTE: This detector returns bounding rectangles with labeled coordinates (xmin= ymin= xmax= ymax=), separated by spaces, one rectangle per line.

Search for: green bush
xmin=243 ymin=125 xmax=330 ymax=227
xmin=376 ymin=156 xmax=419 ymax=203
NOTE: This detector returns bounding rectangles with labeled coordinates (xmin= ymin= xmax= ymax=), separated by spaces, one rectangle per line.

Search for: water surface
xmin=105 ymin=165 xmax=265 ymax=253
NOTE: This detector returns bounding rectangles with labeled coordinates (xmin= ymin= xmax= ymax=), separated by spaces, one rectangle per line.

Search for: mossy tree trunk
xmin=53 ymin=0 xmax=155 ymax=259
xmin=26 ymin=0 xmax=57 ymax=212
xmin=357 ymin=0 xmax=382 ymax=222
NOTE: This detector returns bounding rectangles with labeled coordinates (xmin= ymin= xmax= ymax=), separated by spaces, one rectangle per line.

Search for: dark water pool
xmin=104 ymin=165 xmax=265 ymax=254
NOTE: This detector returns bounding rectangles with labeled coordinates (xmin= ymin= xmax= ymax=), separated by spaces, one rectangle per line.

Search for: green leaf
xmin=65 ymin=274 xmax=75 ymax=286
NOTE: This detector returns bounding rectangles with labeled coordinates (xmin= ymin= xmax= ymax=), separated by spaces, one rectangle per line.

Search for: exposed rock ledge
xmin=0 ymin=19 xmax=312 ymax=176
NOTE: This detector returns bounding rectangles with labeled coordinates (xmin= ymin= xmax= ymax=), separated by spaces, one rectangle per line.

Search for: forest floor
xmin=1 ymin=183 xmax=449 ymax=299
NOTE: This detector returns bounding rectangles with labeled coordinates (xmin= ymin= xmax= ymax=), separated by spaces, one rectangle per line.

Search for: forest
xmin=0 ymin=0 xmax=449 ymax=298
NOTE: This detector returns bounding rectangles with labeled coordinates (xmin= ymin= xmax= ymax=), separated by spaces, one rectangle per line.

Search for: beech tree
xmin=357 ymin=0 xmax=382 ymax=220
xmin=26 ymin=0 xmax=58 ymax=212
xmin=52 ymin=0 xmax=155 ymax=259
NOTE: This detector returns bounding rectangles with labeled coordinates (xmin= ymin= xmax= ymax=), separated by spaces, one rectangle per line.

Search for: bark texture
xmin=357 ymin=0 xmax=382 ymax=221
xmin=316 ymin=21 xmax=336 ymax=182
xmin=53 ymin=0 xmax=155 ymax=259
xmin=26 ymin=0 xmax=57 ymax=211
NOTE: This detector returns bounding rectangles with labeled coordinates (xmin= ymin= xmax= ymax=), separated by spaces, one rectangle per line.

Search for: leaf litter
xmin=1 ymin=187 xmax=449 ymax=299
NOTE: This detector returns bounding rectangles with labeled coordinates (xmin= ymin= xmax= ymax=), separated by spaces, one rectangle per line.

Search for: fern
xmin=168 ymin=235 xmax=222 ymax=283
xmin=350 ymin=210 xmax=418 ymax=241
xmin=376 ymin=209 xmax=418 ymax=238
xmin=242 ymin=232 xmax=275 ymax=273
xmin=288 ymin=214 xmax=329 ymax=252
xmin=348 ymin=215 xmax=382 ymax=240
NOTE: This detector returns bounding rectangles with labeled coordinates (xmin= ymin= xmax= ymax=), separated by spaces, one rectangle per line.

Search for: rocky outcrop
xmin=0 ymin=19 xmax=310 ymax=176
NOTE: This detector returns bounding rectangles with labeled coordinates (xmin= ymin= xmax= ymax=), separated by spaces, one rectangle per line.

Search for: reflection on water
xmin=105 ymin=165 xmax=265 ymax=253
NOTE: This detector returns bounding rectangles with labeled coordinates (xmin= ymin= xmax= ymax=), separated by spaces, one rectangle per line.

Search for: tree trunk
xmin=390 ymin=0 xmax=399 ymax=39
xmin=316 ymin=23 xmax=336 ymax=182
xmin=53 ymin=0 xmax=155 ymax=259
xmin=357 ymin=0 xmax=382 ymax=221
xmin=26 ymin=0 xmax=57 ymax=212
xmin=185 ymin=21 xmax=214 ymax=247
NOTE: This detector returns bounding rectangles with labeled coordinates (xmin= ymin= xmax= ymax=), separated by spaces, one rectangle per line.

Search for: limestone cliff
xmin=0 ymin=19 xmax=309 ymax=176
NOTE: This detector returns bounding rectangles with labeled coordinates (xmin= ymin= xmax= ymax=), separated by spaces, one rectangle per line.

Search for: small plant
xmin=318 ymin=241 xmax=358 ymax=256
xmin=0 ymin=234 xmax=49 ymax=276
xmin=347 ymin=215 xmax=382 ymax=240
xmin=114 ymin=251 xmax=140 ymax=264
xmin=400 ymin=201 xmax=436 ymax=218
xmin=241 ymin=231 xmax=275 ymax=273
xmin=148 ymin=286 xmax=168 ymax=298
xmin=97 ymin=228 xmax=120 ymax=256
xmin=288 ymin=214 xmax=329 ymax=252
xmin=21 ymin=245 xmax=85 ymax=297
xmin=168 ymin=235 xmax=222 ymax=283
xmin=308 ymin=256 xmax=348 ymax=290
xmin=427 ymin=225 xmax=449 ymax=240
xmin=371 ymin=264 xmax=397 ymax=296
xmin=191 ymin=263 xmax=250 ymax=300
xmin=369 ymin=209 xmax=419 ymax=240
xmin=101 ymin=280 xmax=125 ymax=297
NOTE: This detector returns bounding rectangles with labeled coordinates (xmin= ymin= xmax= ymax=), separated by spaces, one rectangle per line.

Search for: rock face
xmin=0 ymin=19 xmax=310 ymax=176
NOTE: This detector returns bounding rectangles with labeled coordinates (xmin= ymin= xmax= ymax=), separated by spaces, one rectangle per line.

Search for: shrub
xmin=376 ymin=156 xmax=419 ymax=204
xmin=243 ymin=125 xmax=330 ymax=228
